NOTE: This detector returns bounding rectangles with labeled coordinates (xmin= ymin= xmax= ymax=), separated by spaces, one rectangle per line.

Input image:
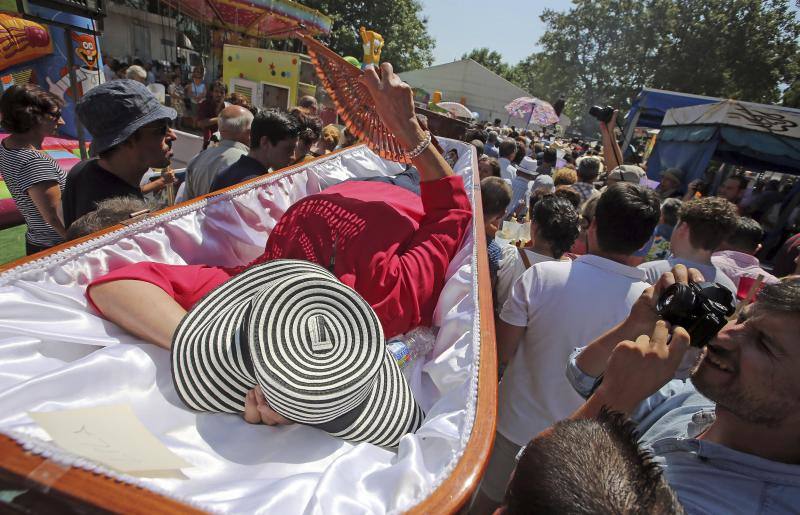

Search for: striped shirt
xmin=0 ymin=142 xmax=66 ymax=246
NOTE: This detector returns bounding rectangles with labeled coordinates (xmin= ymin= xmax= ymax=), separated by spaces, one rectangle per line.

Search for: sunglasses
xmin=138 ymin=120 xmax=173 ymax=136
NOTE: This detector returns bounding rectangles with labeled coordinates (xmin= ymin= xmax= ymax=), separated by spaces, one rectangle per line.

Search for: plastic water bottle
xmin=386 ymin=326 xmax=437 ymax=370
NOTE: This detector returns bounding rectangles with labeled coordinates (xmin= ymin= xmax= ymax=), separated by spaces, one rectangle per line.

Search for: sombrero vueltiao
xmin=171 ymin=259 xmax=423 ymax=448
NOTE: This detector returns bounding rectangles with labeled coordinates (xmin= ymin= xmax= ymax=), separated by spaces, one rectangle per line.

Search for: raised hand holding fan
xmin=294 ymin=29 xmax=430 ymax=165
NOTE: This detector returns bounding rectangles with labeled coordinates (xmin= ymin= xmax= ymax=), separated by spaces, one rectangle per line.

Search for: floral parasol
xmin=504 ymin=97 xmax=559 ymax=126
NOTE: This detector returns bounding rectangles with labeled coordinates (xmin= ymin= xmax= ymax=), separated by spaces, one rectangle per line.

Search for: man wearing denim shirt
xmin=566 ymin=265 xmax=800 ymax=514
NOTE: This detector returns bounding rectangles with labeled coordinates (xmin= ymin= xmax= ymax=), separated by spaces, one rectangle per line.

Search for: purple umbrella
xmin=504 ymin=97 xmax=560 ymax=126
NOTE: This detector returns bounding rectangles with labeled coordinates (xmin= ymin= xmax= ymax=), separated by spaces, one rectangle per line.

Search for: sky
xmin=419 ymin=0 xmax=574 ymax=66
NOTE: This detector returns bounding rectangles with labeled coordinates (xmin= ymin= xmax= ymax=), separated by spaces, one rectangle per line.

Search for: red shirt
xmin=89 ymin=176 xmax=472 ymax=337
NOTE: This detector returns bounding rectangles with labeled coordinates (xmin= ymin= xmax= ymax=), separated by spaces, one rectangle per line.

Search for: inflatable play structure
xmin=0 ymin=6 xmax=104 ymax=140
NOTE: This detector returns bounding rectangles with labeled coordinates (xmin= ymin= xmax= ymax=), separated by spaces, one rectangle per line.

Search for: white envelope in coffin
xmin=0 ymin=141 xmax=486 ymax=513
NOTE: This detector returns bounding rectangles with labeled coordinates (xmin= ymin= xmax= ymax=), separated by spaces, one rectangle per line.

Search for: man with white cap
xmin=505 ymin=155 xmax=539 ymax=219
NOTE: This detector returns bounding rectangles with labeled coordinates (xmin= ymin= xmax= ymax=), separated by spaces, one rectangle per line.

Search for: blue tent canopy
xmin=646 ymin=100 xmax=800 ymax=184
xmin=624 ymin=88 xmax=723 ymax=130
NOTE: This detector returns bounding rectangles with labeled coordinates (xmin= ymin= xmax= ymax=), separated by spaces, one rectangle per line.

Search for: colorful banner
xmin=0 ymin=4 xmax=103 ymax=139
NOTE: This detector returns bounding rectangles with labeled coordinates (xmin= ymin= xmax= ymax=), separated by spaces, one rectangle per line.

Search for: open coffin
xmin=0 ymin=141 xmax=497 ymax=514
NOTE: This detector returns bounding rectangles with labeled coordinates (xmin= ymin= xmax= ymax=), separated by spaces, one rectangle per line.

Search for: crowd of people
xmin=1 ymin=56 xmax=800 ymax=514
xmin=468 ymin=112 xmax=800 ymax=513
xmin=0 ymin=73 xmax=353 ymax=253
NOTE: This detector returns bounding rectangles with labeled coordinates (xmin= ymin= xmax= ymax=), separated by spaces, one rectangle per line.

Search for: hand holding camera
xmin=627 ymin=264 xmax=735 ymax=349
xmin=596 ymin=320 xmax=691 ymax=414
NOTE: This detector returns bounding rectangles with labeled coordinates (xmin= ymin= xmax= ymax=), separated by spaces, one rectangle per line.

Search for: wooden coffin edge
xmin=0 ymin=144 xmax=498 ymax=514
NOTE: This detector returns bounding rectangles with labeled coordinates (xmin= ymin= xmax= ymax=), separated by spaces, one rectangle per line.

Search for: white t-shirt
xmin=638 ymin=257 xmax=737 ymax=293
xmin=498 ymin=254 xmax=650 ymax=445
xmin=495 ymin=245 xmax=555 ymax=309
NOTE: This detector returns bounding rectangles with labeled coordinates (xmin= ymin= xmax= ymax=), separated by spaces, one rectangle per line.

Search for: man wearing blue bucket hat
xmin=62 ymin=79 xmax=177 ymax=227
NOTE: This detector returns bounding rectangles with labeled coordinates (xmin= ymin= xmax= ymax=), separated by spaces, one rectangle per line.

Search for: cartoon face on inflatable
xmin=71 ymin=32 xmax=97 ymax=70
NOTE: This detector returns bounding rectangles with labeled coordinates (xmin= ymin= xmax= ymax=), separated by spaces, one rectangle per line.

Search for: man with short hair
xmin=185 ymin=105 xmax=253 ymax=198
xmin=473 ymin=183 xmax=661 ymax=512
xmin=504 ymin=156 xmax=538 ymax=219
xmin=499 ymin=411 xmax=684 ymax=515
xmin=569 ymin=271 xmax=800 ymax=513
xmin=639 ymin=196 xmax=738 ymax=292
xmin=484 ymin=131 xmax=499 ymax=158
xmin=711 ymin=216 xmax=779 ymax=290
xmin=210 ymin=109 xmax=300 ymax=191
xmin=571 ymin=156 xmax=601 ymax=205
xmin=63 ymin=80 xmax=177 ymax=228
xmin=537 ymin=147 xmax=557 ymax=176
xmin=497 ymin=139 xmax=517 ymax=182
xmin=718 ymin=175 xmax=748 ymax=205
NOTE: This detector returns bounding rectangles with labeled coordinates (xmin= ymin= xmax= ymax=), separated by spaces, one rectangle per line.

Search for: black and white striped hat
xmin=171 ymin=259 xmax=423 ymax=448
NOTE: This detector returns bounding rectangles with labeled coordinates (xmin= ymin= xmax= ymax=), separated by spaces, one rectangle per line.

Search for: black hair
xmin=725 ymin=175 xmax=749 ymax=191
xmin=504 ymin=409 xmax=684 ymax=515
xmin=0 ymin=84 xmax=64 ymax=134
xmin=542 ymin=147 xmax=557 ymax=165
xmin=464 ymin=127 xmax=487 ymax=143
xmin=498 ymin=139 xmax=517 ymax=159
xmin=530 ymin=195 xmax=580 ymax=258
xmin=291 ymin=109 xmax=323 ymax=145
xmin=577 ymin=156 xmax=601 ymax=181
xmin=724 ymin=216 xmax=764 ymax=253
xmin=595 ymin=183 xmax=660 ymax=255
xmin=512 ymin=141 xmax=525 ymax=165
xmin=250 ymin=108 xmax=300 ymax=148
xmin=678 ymin=196 xmax=738 ymax=251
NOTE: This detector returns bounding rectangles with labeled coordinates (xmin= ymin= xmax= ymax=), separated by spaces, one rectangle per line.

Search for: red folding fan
xmin=292 ymin=29 xmax=412 ymax=164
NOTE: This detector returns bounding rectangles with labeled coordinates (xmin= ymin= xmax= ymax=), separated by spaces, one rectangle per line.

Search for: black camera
xmin=589 ymin=105 xmax=615 ymax=124
xmin=656 ymin=282 xmax=735 ymax=348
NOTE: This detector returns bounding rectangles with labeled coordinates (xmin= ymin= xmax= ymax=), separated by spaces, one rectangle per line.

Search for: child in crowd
xmin=481 ymin=176 xmax=512 ymax=294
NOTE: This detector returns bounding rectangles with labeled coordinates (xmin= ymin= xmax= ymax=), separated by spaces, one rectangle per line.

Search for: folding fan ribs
xmin=294 ymin=31 xmax=410 ymax=164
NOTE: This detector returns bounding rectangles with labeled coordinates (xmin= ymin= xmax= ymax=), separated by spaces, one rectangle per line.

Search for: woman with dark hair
xmin=495 ymin=195 xmax=580 ymax=307
xmin=0 ymin=84 xmax=67 ymax=254
xmin=290 ymin=108 xmax=323 ymax=163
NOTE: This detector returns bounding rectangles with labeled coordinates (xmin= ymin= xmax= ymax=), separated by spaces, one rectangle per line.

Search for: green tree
xmin=525 ymin=0 xmax=800 ymax=134
xmin=300 ymin=0 xmax=434 ymax=72
xmin=655 ymin=0 xmax=799 ymax=103
xmin=461 ymin=48 xmax=513 ymax=81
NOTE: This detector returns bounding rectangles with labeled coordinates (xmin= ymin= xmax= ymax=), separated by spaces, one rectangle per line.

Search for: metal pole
xmin=621 ymin=108 xmax=641 ymax=156
xmin=64 ymin=31 xmax=89 ymax=160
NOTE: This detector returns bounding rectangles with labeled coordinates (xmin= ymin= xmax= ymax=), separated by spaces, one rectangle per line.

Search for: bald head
xmin=218 ymin=105 xmax=253 ymax=146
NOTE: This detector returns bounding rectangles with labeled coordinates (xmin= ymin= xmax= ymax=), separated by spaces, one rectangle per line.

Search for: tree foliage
xmin=300 ymin=0 xmax=434 ymax=72
xmin=461 ymin=48 xmax=515 ymax=82
xmin=505 ymin=0 xmax=800 ymax=133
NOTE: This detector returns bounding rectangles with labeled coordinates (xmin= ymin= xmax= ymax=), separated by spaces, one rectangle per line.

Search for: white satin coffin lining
xmin=0 ymin=141 xmax=484 ymax=514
